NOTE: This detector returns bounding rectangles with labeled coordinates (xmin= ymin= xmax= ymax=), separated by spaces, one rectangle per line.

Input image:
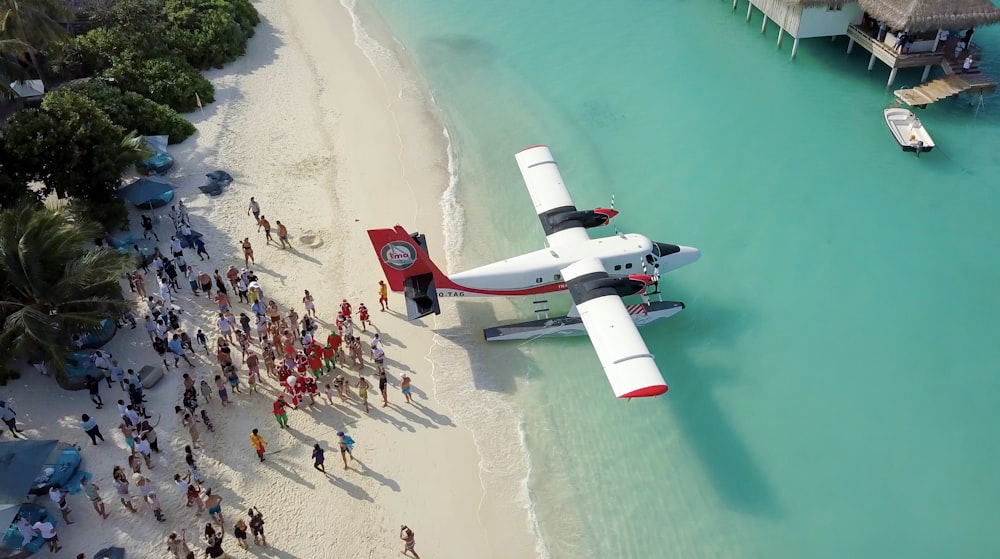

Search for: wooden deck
xmin=893 ymin=60 xmax=998 ymax=106
xmin=846 ymin=25 xmax=945 ymax=69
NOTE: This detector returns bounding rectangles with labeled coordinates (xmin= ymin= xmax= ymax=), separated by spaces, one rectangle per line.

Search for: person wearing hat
xmin=272 ymin=396 xmax=289 ymax=428
xmin=336 ymin=431 xmax=354 ymax=469
xmin=378 ymin=280 xmax=389 ymax=311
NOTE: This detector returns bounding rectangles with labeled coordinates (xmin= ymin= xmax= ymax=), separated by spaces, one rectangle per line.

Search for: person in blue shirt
xmin=168 ymin=335 xmax=194 ymax=367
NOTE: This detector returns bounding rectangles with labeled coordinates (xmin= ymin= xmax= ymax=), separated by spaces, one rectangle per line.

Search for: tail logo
xmin=380 ymin=241 xmax=417 ymax=270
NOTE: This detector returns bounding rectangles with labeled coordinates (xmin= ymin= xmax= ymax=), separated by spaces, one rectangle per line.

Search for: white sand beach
xmin=1 ymin=1 xmax=539 ymax=557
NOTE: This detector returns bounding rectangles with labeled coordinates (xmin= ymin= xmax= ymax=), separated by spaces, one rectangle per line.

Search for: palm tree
xmin=0 ymin=12 xmax=32 ymax=99
xmin=0 ymin=199 xmax=134 ymax=384
xmin=0 ymin=0 xmax=72 ymax=89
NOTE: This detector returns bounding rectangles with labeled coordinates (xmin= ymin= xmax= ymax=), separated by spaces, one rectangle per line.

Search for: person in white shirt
xmin=31 ymin=519 xmax=61 ymax=553
xmin=48 ymin=487 xmax=74 ymax=524
xmin=169 ymin=236 xmax=183 ymax=257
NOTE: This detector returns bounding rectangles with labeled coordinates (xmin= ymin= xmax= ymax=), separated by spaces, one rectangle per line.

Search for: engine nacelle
xmin=549 ymin=208 xmax=619 ymax=230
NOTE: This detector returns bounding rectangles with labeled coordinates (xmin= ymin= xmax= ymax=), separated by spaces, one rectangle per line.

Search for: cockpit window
xmin=651 ymin=244 xmax=660 ymax=258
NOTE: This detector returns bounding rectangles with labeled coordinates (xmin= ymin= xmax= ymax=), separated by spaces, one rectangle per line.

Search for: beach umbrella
xmin=119 ymin=178 xmax=175 ymax=210
xmin=0 ymin=439 xmax=59 ymax=529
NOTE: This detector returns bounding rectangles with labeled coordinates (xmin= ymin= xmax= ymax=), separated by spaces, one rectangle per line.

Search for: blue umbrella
xmin=119 ymin=178 xmax=175 ymax=210
xmin=0 ymin=440 xmax=59 ymax=530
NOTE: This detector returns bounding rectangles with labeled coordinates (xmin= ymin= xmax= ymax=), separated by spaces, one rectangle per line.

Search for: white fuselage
xmin=440 ymin=233 xmax=700 ymax=297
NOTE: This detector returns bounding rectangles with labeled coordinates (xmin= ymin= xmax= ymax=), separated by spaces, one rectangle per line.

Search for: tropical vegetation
xmin=0 ymin=0 xmax=260 ymax=228
xmin=0 ymin=199 xmax=134 ymax=384
xmin=1 ymin=90 xmax=148 ymax=225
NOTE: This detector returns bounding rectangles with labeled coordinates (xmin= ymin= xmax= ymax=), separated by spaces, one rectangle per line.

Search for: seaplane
xmin=367 ymin=145 xmax=700 ymax=398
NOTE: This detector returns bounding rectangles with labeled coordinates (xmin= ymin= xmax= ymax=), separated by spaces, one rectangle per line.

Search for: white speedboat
xmin=884 ymin=108 xmax=935 ymax=155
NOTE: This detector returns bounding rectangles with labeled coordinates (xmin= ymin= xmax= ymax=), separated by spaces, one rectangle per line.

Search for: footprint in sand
xmin=298 ymin=231 xmax=324 ymax=249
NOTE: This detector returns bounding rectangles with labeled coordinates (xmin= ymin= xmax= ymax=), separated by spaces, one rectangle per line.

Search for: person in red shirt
xmin=306 ymin=350 xmax=323 ymax=379
xmin=357 ymin=303 xmax=370 ymax=332
xmin=339 ymin=299 xmax=352 ymax=317
xmin=272 ymin=397 xmax=288 ymax=428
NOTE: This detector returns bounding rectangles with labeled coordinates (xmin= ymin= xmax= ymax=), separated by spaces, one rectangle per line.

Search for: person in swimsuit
xmin=241 ymin=238 xmax=254 ymax=266
xmin=378 ymin=371 xmax=389 ymax=407
xmin=276 ymin=221 xmax=291 ymax=249
xmin=258 ymin=215 xmax=273 ymax=244
xmin=356 ymin=376 xmax=370 ymax=413
xmin=204 ymin=489 xmax=224 ymax=526
xmin=248 ymin=507 xmax=267 ymax=546
xmin=400 ymin=526 xmax=420 ymax=558
xmin=302 ymin=290 xmax=316 ymax=317
xmin=400 ymin=374 xmax=414 ymax=404
xmin=166 ymin=530 xmax=193 ymax=558
xmin=233 ymin=518 xmax=249 ymax=549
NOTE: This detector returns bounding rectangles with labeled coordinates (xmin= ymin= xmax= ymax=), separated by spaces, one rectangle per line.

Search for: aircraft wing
xmin=561 ymin=258 xmax=668 ymax=398
xmin=515 ymin=145 xmax=591 ymax=248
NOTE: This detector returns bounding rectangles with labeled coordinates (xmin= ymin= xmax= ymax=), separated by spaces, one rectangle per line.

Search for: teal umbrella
xmin=0 ymin=440 xmax=59 ymax=529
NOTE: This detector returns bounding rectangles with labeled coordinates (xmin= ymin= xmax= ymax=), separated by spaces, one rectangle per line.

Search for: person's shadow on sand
xmin=327 ymin=474 xmax=373 ymax=502
xmin=352 ymin=458 xmax=400 ymax=492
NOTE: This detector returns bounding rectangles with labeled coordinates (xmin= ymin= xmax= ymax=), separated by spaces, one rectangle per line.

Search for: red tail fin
xmin=367 ymin=226 xmax=449 ymax=292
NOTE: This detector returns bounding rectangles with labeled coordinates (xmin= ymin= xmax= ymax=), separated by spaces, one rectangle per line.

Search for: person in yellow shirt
xmin=250 ymin=429 xmax=267 ymax=462
xmin=378 ymin=280 xmax=388 ymax=311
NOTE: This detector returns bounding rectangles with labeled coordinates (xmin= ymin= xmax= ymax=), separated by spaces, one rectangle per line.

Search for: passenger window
xmin=614 ymin=265 xmax=622 ymax=271
xmin=535 ymin=277 xmax=543 ymax=284
xmin=553 ymin=274 xmax=561 ymax=281
xmin=625 ymin=263 xmax=633 ymax=269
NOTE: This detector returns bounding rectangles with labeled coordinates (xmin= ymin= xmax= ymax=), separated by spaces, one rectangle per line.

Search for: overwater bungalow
xmin=734 ymin=0 xmax=1000 ymax=92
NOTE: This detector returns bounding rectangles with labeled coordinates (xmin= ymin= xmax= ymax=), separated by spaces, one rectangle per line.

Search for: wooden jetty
xmin=894 ymin=58 xmax=998 ymax=106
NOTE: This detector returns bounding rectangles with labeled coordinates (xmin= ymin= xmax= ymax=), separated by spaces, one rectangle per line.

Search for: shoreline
xmin=1 ymin=0 xmax=541 ymax=558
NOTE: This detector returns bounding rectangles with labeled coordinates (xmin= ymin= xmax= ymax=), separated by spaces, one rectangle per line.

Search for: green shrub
xmin=164 ymin=0 xmax=260 ymax=69
xmin=58 ymin=80 xmax=196 ymax=144
xmin=103 ymin=55 xmax=216 ymax=113
xmin=228 ymin=0 xmax=260 ymax=36
xmin=4 ymin=92 xmax=145 ymax=206
xmin=62 ymin=27 xmax=148 ymax=75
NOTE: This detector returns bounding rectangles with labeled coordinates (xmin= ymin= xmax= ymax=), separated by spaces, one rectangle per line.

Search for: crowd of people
xmin=4 ymin=195 xmax=424 ymax=559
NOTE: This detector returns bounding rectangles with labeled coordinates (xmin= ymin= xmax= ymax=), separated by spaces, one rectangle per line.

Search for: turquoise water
xmin=364 ymin=2 xmax=1000 ymax=558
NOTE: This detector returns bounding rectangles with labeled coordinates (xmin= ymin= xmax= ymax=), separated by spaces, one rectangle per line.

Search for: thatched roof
xmin=859 ymin=0 xmax=1000 ymax=32
xmin=788 ymin=0 xmax=852 ymax=6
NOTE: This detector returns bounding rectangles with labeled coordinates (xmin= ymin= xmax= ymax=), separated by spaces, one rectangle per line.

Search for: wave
xmin=339 ymin=1 xmax=549 ymax=557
